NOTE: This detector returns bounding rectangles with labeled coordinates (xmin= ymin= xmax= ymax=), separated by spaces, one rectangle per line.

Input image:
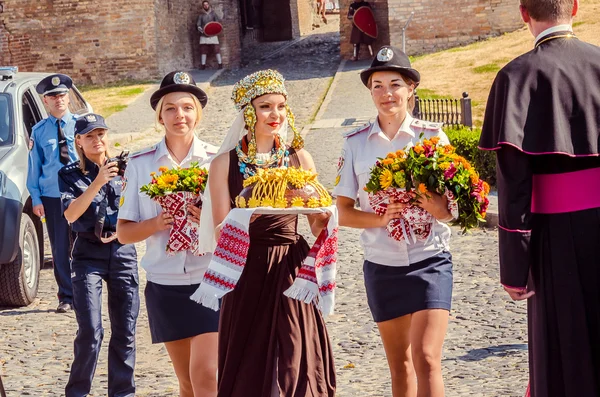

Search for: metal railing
xmin=413 ymin=92 xmax=472 ymax=128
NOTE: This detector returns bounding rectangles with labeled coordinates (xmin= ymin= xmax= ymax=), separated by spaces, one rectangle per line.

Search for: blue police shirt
xmin=27 ymin=112 xmax=78 ymax=206
xmin=58 ymin=159 xmax=124 ymax=236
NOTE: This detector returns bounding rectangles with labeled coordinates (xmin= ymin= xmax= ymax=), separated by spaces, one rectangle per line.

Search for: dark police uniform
xmin=58 ymin=114 xmax=139 ymax=397
xmin=27 ymin=73 xmax=77 ymax=311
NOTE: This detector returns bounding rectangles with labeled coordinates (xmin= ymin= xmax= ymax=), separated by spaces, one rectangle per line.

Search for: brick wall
xmin=0 ymin=0 xmax=241 ymax=84
xmin=0 ymin=0 xmax=158 ymax=84
xmin=339 ymin=0 xmax=522 ymax=59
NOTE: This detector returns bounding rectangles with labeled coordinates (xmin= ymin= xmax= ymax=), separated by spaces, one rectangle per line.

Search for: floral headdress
xmin=231 ymin=69 xmax=303 ymax=159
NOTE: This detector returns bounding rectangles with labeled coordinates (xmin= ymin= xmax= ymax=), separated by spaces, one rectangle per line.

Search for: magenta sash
xmin=531 ymin=167 xmax=600 ymax=214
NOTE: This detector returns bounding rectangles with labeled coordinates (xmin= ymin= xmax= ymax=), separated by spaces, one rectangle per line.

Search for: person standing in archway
xmin=197 ymin=0 xmax=223 ymax=70
xmin=348 ymin=0 xmax=375 ymax=61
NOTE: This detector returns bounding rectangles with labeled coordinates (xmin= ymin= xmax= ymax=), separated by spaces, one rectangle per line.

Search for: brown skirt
xmin=217 ymin=234 xmax=336 ymax=397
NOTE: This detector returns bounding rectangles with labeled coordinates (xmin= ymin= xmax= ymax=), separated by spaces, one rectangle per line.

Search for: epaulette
xmin=129 ymin=144 xmax=158 ymax=159
xmin=60 ymin=161 xmax=81 ymax=174
xmin=342 ymin=123 xmax=370 ymax=138
xmin=411 ymin=119 xmax=443 ymax=131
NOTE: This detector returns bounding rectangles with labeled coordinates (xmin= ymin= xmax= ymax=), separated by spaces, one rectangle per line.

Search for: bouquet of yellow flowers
xmin=140 ymin=162 xmax=209 ymax=256
xmin=365 ymin=136 xmax=490 ymax=242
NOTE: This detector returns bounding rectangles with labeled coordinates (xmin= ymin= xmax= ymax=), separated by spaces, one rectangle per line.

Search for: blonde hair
xmin=75 ymin=130 xmax=111 ymax=174
xmin=367 ymin=72 xmax=416 ymax=113
xmin=154 ymin=93 xmax=204 ymax=131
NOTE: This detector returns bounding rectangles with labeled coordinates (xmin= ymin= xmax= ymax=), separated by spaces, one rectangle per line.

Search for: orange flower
xmin=159 ymin=166 xmax=169 ymax=173
xmin=483 ymin=181 xmax=490 ymax=195
xmin=396 ymin=150 xmax=406 ymax=157
xmin=470 ymin=173 xmax=479 ymax=184
xmin=431 ymin=136 xmax=440 ymax=145
xmin=418 ymin=183 xmax=427 ymax=194
xmin=386 ymin=152 xmax=397 ymax=159
xmin=443 ymin=144 xmax=455 ymax=153
xmin=423 ymin=139 xmax=431 ymax=147
xmin=413 ymin=145 xmax=424 ymax=155
xmin=382 ymin=158 xmax=394 ymax=166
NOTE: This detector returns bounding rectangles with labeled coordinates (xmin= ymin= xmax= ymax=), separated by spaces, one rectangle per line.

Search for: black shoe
xmin=56 ymin=302 xmax=73 ymax=313
xmin=200 ymin=65 xmax=206 ymax=70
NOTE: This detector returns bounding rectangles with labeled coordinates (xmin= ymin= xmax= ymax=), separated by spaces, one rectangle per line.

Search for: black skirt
xmin=363 ymin=251 xmax=453 ymax=323
xmin=145 ymin=281 xmax=220 ymax=344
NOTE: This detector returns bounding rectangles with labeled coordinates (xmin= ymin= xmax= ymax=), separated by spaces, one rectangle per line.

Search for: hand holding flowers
xmin=364 ymin=135 xmax=490 ymax=242
xmin=140 ymin=162 xmax=209 ymax=256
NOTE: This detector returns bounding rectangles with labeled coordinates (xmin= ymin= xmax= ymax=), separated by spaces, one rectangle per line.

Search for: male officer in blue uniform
xmin=58 ymin=114 xmax=138 ymax=397
xmin=27 ymin=74 xmax=77 ymax=313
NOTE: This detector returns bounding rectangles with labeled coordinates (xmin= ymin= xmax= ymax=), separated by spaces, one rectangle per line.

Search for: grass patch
xmin=472 ymin=63 xmax=501 ymax=74
xmin=415 ymin=88 xmax=453 ymax=100
xmin=81 ymin=83 xmax=154 ymax=118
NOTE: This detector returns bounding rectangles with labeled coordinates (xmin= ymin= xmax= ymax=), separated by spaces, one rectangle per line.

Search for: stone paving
xmin=0 ymin=18 xmax=528 ymax=396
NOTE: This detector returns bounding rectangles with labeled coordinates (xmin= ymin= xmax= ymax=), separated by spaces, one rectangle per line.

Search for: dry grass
xmin=412 ymin=0 xmax=600 ymax=127
xmin=79 ymin=83 xmax=154 ymax=118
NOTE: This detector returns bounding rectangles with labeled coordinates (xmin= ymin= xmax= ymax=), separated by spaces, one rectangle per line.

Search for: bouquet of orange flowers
xmin=140 ymin=162 xmax=209 ymax=256
xmin=365 ymin=136 xmax=490 ymax=242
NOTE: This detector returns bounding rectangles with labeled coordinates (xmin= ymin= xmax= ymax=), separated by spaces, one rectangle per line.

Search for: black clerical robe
xmin=480 ymin=30 xmax=600 ymax=397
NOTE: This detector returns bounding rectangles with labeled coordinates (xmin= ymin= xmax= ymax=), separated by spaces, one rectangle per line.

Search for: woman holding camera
xmin=58 ymin=113 xmax=139 ymax=397
xmin=117 ymin=71 xmax=219 ymax=397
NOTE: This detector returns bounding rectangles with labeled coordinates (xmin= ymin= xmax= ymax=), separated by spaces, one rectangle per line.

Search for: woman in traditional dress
xmin=117 ymin=71 xmax=219 ymax=397
xmin=334 ymin=46 xmax=456 ymax=397
xmin=202 ymin=69 xmax=336 ymax=397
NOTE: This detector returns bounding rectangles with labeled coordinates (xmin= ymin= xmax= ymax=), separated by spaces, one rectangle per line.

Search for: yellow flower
xmin=236 ymin=196 xmax=247 ymax=208
xmin=261 ymin=197 xmax=275 ymax=207
xmin=248 ymin=197 xmax=261 ymax=208
xmin=320 ymin=196 xmax=332 ymax=207
xmin=391 ymin=163 xmax=400 ymax=171
xmin=159 ymin=166 xmax=169 ymax=173
xmin=379 ymin=169 xmax=393 ymax=189
xmin=439 ymin=162 xmax=451 ymax=170
xmin=307 ymin=197 xmax=320 ymax=208
xmin=275 ymin=198 xmax=288 ymax=208
xmin=291 ymin=197 xmax=305 ymax=207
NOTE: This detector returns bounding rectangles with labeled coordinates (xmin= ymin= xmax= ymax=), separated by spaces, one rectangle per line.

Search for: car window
xmin=68 ymin=87 xmax=90 ymax=115
xmin=22 ymin=89 xmax=43 ymax=143
xmin=0 ymin=94 xmax=13 ymax=146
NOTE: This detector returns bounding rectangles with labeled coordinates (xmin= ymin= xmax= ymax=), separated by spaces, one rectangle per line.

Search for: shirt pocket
xmin=42 ymin=139 xmax=57 ymax=163
xmin=356 ymin=160 xmax=374 ymax=190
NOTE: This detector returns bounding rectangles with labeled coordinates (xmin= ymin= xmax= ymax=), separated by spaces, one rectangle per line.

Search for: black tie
xmin=57 ymin=119 xmax=70 ymax=165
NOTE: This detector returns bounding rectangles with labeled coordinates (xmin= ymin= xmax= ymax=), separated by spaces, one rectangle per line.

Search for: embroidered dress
xmin=217 ymin=148 xmax=336 ymax=397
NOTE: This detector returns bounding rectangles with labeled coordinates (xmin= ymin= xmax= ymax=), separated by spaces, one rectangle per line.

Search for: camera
xmin=106 ymin=150 xmax=129 ymax=177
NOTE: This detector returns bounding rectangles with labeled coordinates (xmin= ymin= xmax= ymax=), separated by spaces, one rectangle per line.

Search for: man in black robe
xmin=479 ymin=0 xmax=600 ymax=396
xmin=347 ymin=0 xmax=375 ymax=61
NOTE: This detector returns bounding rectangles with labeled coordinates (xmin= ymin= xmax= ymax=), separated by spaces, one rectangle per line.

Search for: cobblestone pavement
xmin=1 ymin=17 xmax=529 ymax=396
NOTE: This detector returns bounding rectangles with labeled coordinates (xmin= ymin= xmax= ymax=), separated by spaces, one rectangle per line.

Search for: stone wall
xmin=339 ymin=0 xmax=522 ymax=59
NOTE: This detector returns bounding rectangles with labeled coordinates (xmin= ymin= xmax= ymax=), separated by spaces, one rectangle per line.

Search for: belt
xmin=531 ymin=167 xmax=600 ymax=214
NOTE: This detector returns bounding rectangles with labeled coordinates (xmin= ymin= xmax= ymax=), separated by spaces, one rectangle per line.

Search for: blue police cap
xmin=36 ymin=73 xmax=73 ymax=96
xmin=75 ymin=113 xmax=108 ymax=135
xmin=360 ymin=46 xmax=420 ymax=87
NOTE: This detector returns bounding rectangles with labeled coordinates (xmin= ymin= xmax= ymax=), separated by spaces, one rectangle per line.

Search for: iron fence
xmin=413 ymin=91 xmax=472 ymax=128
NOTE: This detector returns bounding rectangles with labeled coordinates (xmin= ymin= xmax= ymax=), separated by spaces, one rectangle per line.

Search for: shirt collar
xmin=535 ymin=24 xmax=573 ymax=46
xmin=154 ymin=135 xmax=209 ymax=165
xmin=48 ymin=111 xmax=73 ymax=125
xmin=369 ymin=112 xmax=415 ymax=139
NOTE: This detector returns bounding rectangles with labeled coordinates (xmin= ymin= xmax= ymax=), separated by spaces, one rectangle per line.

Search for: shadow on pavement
xmin=455 ymin=344 xmax=528 ymax=362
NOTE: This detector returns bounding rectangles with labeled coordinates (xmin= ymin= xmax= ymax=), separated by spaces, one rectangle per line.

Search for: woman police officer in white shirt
xmin=117 ymin=71 xmax=219 ymax=397
xmin=333 ymin=46 xmax=456 ymax=397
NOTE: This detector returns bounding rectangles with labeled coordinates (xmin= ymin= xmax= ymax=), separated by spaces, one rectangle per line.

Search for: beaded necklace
xmin=236 ymin=136 xmax=289 ymax=179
